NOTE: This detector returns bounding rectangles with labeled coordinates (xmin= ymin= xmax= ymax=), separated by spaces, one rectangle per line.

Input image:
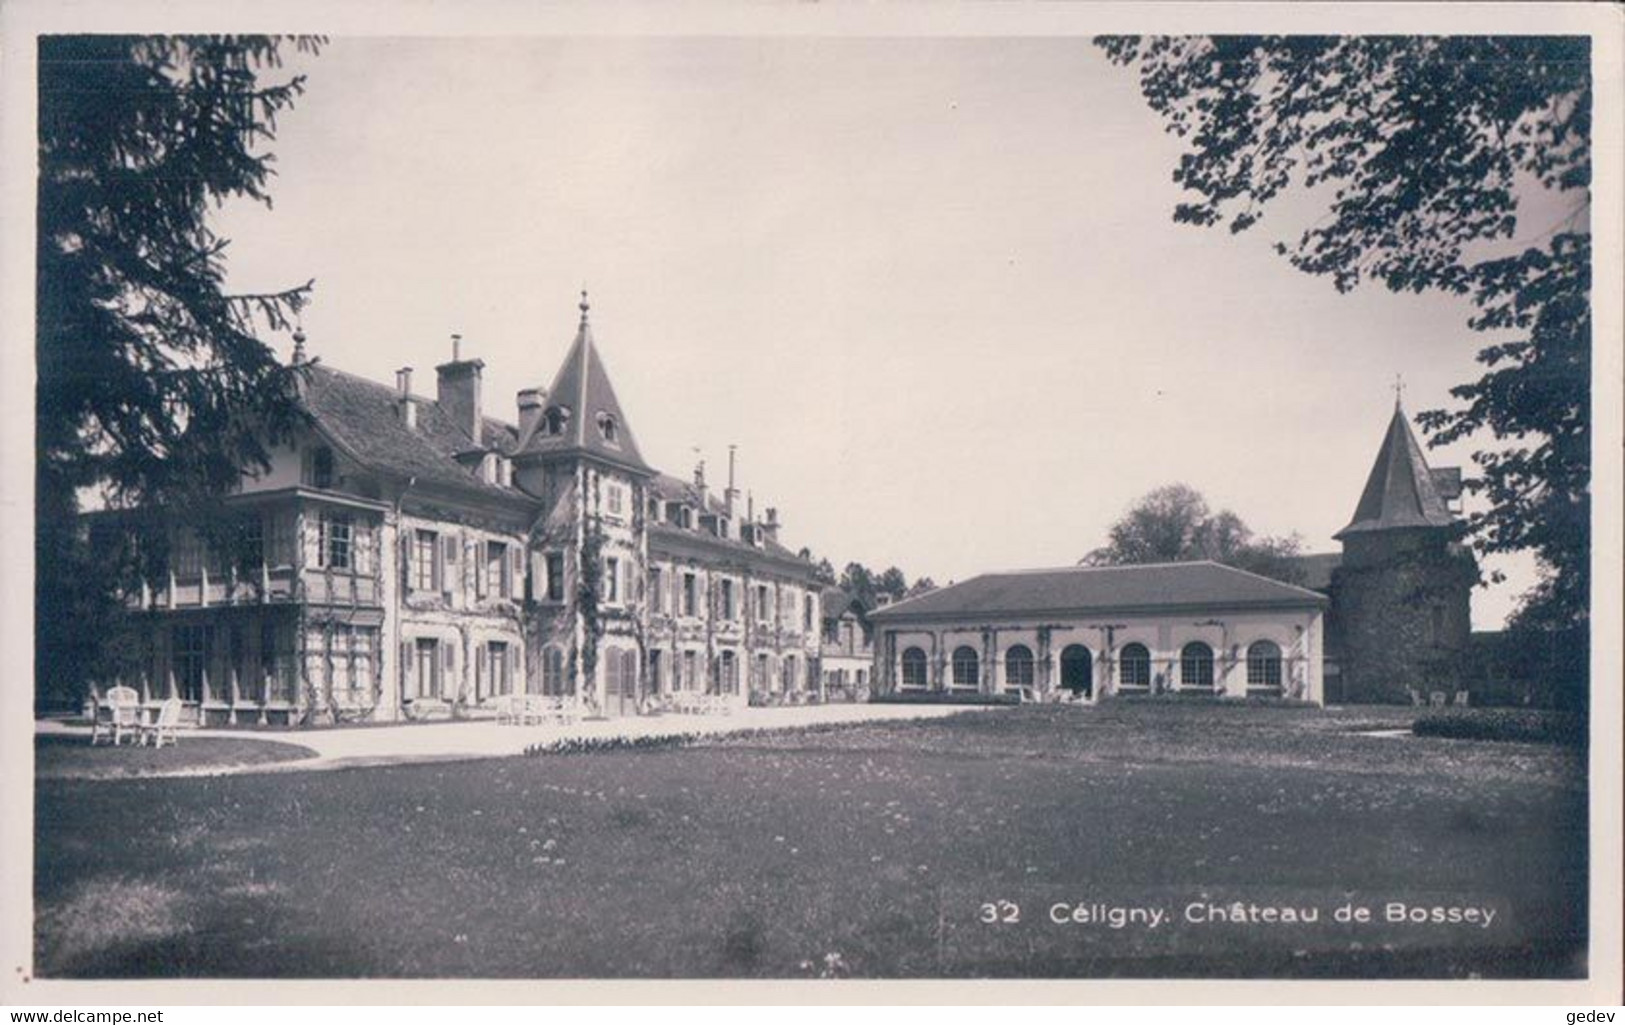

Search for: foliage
xmin=1094 ymin=35 xmax=1591 ymax=627
xmin=36 ymin=34 xmax=324 ymax=703
xmin=1082 ymin=483 xmax=1306 ymax=584
xmin=836 ymin=561 xmax=936 ymax=608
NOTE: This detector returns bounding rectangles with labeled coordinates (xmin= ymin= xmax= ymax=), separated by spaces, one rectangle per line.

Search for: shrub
xmin=868 ymin=691 xmax=1020 ymax=706
xmin=1411 ymin=708 xmax=1585 ymax=746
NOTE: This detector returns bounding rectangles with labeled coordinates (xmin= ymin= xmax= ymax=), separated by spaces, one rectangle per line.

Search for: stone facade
xmin=87 ymin=299 xmax=825 ymax=723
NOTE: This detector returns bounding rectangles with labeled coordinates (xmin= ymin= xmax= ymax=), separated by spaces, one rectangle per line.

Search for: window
xmin=412 ymin=530 xmax=438 ymax=591
xmin=952 ymin=646 xmax=980 ymax=689
xmin=260 ymin=620 xmax=295 ymax=704
xmin=412 ymin=638 xmax=441 ymax=699
xmin=316 ymin=512 xmax=354 ymax=570
xmin=1181 ymin=642 xmax=1215 ymax=688
xmin=682 ymin=650 xmax=698 ymax=692
xmin=720 ymin=579 xmax=736 ymax=621
xmin=682 ymin=572 xmax=698 ymax=617
xmin=803 ymin=594 xmax=813 ymax=632
xmin=546 ymin=552 xmax=565 ymax=602
xmin=900 ymin=647 xmax=928 ymax=689
xmin=487 ymin=641 xmax=511 ymax=697
xmin=173 ymin=625 xmax=211 ymax=702
xmin=597 ymin=411 xmax=619 ymax=445
xmin=784 ymin=655 xmax=798 ymax=692
xmin=756 ymin=584 xmax=771 ymax=623
xmin=1119 ymin=643 xmax=1152 ymax=688
xmin=648 ymin=650 xmax=664 ymax=693
xmin=541 ymin=646 xmax=565 ymax=696
xmin=1004 ymin=645 xmax=1035 ymax=690
xmin=753 ymin=653 xmax=769 ymax=691
xmin=719 ymin=650 xmax=739 ymax=694
xmin=542 ymin=407 xmax=569 ymax=436
xmin=1246 ymin=641 xmax=1283 ymax=689
xmin=606 ymin=483 xmax=624 ymax=515
xmin=484 ymin=541 xmax=510 ymax=598
xmin=236 ymin=515 xmax=265 ymax=572
xmin=308 ymin=446 xmax=335 ymax=489
xmin=649 ymin=567 xmax=665 ymax=613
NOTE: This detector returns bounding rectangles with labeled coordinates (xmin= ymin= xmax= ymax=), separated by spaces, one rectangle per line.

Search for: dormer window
xmin=305 ymin=446 xmax=335 ymax=489
xmin=596 ymin=411 xmax=620 ymax=446
xmin=542 ymin=406 xmax=570 ymax=436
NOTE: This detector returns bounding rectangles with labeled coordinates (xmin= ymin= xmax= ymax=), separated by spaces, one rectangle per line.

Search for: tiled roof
xmin=648 ymin=521 xmax=814 ymax=577
xmin=1336 ymin=406 xmax=1457 ymax=537
xmin=302 ymin=365 xmax=529 ymax=502
xmin=650 ymin=472 xmax=726 ymax=515
xmin=513 ymin=312 xmax=652 ymax=474
xmin=869 ymin=561 xmax=1327 ymax=621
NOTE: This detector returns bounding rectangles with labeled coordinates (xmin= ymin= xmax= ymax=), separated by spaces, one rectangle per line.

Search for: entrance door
xmin=604 ymin=647 xmax=637 ymax=716
xmin=1061 ymin=645 xmax=1093 ymax=698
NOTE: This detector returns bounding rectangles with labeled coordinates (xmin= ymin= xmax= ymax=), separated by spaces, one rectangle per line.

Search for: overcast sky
xmin=214 ymin=35 xmax=1553 ymax=629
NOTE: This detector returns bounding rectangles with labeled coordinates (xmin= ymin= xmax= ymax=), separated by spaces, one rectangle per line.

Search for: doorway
xmin=1061 ymin=645 xmax=1093 ymax=698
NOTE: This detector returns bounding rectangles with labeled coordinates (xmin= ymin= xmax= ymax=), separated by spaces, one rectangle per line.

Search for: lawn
xmin=34 ymin=734 xmax=318 ymax=781
xmin=33 ymin=702 xmax=1587 ymax=979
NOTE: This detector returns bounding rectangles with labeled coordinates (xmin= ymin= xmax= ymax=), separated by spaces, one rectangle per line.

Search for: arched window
xmin=543 ymin=406 xmax=570 ymax=436
xmin=596 ymin=411 xmax=619 ymax=444
xmin=1246 ymin=640 xmax=1283 ymax=688
xmin=900 ymin=647 xmax=928 ymax=689
xmin=1004 ymin=645 xmax=1035 ymax=689
xmin=1118 ymin=643 xmax=1151 ymax=688
xmin=951 ymin=646 xmax=980 ymax=689
xmin=1180 ymin=642 xmax=1215 ymax=689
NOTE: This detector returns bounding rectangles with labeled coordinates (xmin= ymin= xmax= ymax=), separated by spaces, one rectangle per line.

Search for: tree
xmin=36 ymin=35 xmax=324 ymax=705
xmin=1082 ymin=483 xmax=1306 ymax=584
xmin=1095 ymin=35 xmax=1591 ymax=627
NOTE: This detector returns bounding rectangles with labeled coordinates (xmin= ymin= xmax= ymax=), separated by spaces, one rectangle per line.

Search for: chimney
xmin=724 ymin=445 xmax=739 ymax=518
xmin=694 ymin=459 xmax=707 ymax=493
xmin=396 ymin=367 xmax=417 ymax=430
xmin=762 ymin=506 xmax=780 ymax=544
xmin=436 ymin=333 xmax=485 ymax=444
xmin=517 ymin=388 xmax=546 ymax=438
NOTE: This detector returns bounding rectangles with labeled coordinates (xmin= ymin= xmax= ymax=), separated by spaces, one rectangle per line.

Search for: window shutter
xmin=400 ymin=533 xmax=412 ymax=593
xmin=400 ymin=640 xmax=414 ymax=699
xmin=511 ymin=546 xmax=523 ymax=599
xmin=442 ymin=642 xmax=455 ymax=674
xmin=476 ymin=645 xmax=487 ymax=698
xmin=436 ymin=535 xmax=450 ymax=594
xmin=474 ymin=541 xmax=488 ymax=598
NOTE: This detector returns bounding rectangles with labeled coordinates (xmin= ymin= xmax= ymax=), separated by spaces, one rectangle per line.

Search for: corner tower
xmin=1331 ymin=399 xmax=1477 ymax=703
xmin=513 ymin=294 xmax=654 ymax=715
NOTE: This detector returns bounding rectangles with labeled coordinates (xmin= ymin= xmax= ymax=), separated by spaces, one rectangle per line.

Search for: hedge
xmin=1411 ymin=708 xmax=1585 ymax=746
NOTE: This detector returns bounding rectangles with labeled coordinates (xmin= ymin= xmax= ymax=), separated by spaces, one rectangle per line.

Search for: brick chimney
xmin=435 ymin=334 xmax=485 ymax=443
xmin=517 ymin=388 xmax=546 ymax=438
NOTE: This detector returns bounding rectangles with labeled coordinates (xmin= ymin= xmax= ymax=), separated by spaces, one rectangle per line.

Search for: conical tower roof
xmin=1334 ymin=402 xmax=1456 ymax=539
xmin=514 ymin=293 xmax=652 ymax=475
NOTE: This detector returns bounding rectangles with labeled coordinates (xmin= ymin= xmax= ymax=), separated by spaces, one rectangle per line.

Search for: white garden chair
xmin=92 ymin=686 xmax=143 ymax=746
xmin=139 ymin=697 xmax=183 ymax=748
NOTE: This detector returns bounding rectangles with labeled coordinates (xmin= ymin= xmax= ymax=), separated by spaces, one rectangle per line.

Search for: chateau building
xmin=868 ymin=401 xmax=1475 ymax=706
xmin=88 ymin=296 xmax=826 ymax=724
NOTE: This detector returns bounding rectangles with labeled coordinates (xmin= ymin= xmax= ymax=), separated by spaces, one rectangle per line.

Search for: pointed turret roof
xmin=1334 ymin=402 xmax=1457 ymax=538
xmin=514 ymin=293 xmax=653 ymax=475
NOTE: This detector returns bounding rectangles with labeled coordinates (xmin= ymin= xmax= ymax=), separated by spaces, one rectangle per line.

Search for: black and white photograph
xmin=3 ymin=1 xmax=1620 ymax=1007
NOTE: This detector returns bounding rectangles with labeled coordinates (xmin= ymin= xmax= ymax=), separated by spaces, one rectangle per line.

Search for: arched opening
xmin=1246 ymin=640 xmax=1283 ymax=690
xmin=1118 ymin=643 xmax=1151 ymax=689
xmin=1180 ymin=642 xmax=1215 ymax=689
xmin=951 ymin=646 xmax=980 ymax=690
xmin=900 ymin=647 xmax=928 ymax=689
xmin=1004 ymin=644 xmax=1035 ymax=696
xmin=1061 ymin=645 xmax=1093 ymax=697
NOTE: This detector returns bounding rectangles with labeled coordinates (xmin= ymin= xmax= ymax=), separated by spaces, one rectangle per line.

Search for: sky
xmin=212 ymin=35 xmax=1551 ymax=629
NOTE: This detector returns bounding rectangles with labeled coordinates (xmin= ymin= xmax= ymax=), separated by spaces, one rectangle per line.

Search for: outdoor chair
xmin=493 ymin=694 xmax=521 ymax=726
xmin=139 ymin=697 xmax=183 ymax=748
xmin=92 ymin=686 xmax=143 ymax=746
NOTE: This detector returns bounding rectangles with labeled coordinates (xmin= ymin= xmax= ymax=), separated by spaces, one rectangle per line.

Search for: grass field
xmin=34 ymin=734 xmax=319 ymax=781
xmin=33 ymin=702 xmax=1587 ymax=979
